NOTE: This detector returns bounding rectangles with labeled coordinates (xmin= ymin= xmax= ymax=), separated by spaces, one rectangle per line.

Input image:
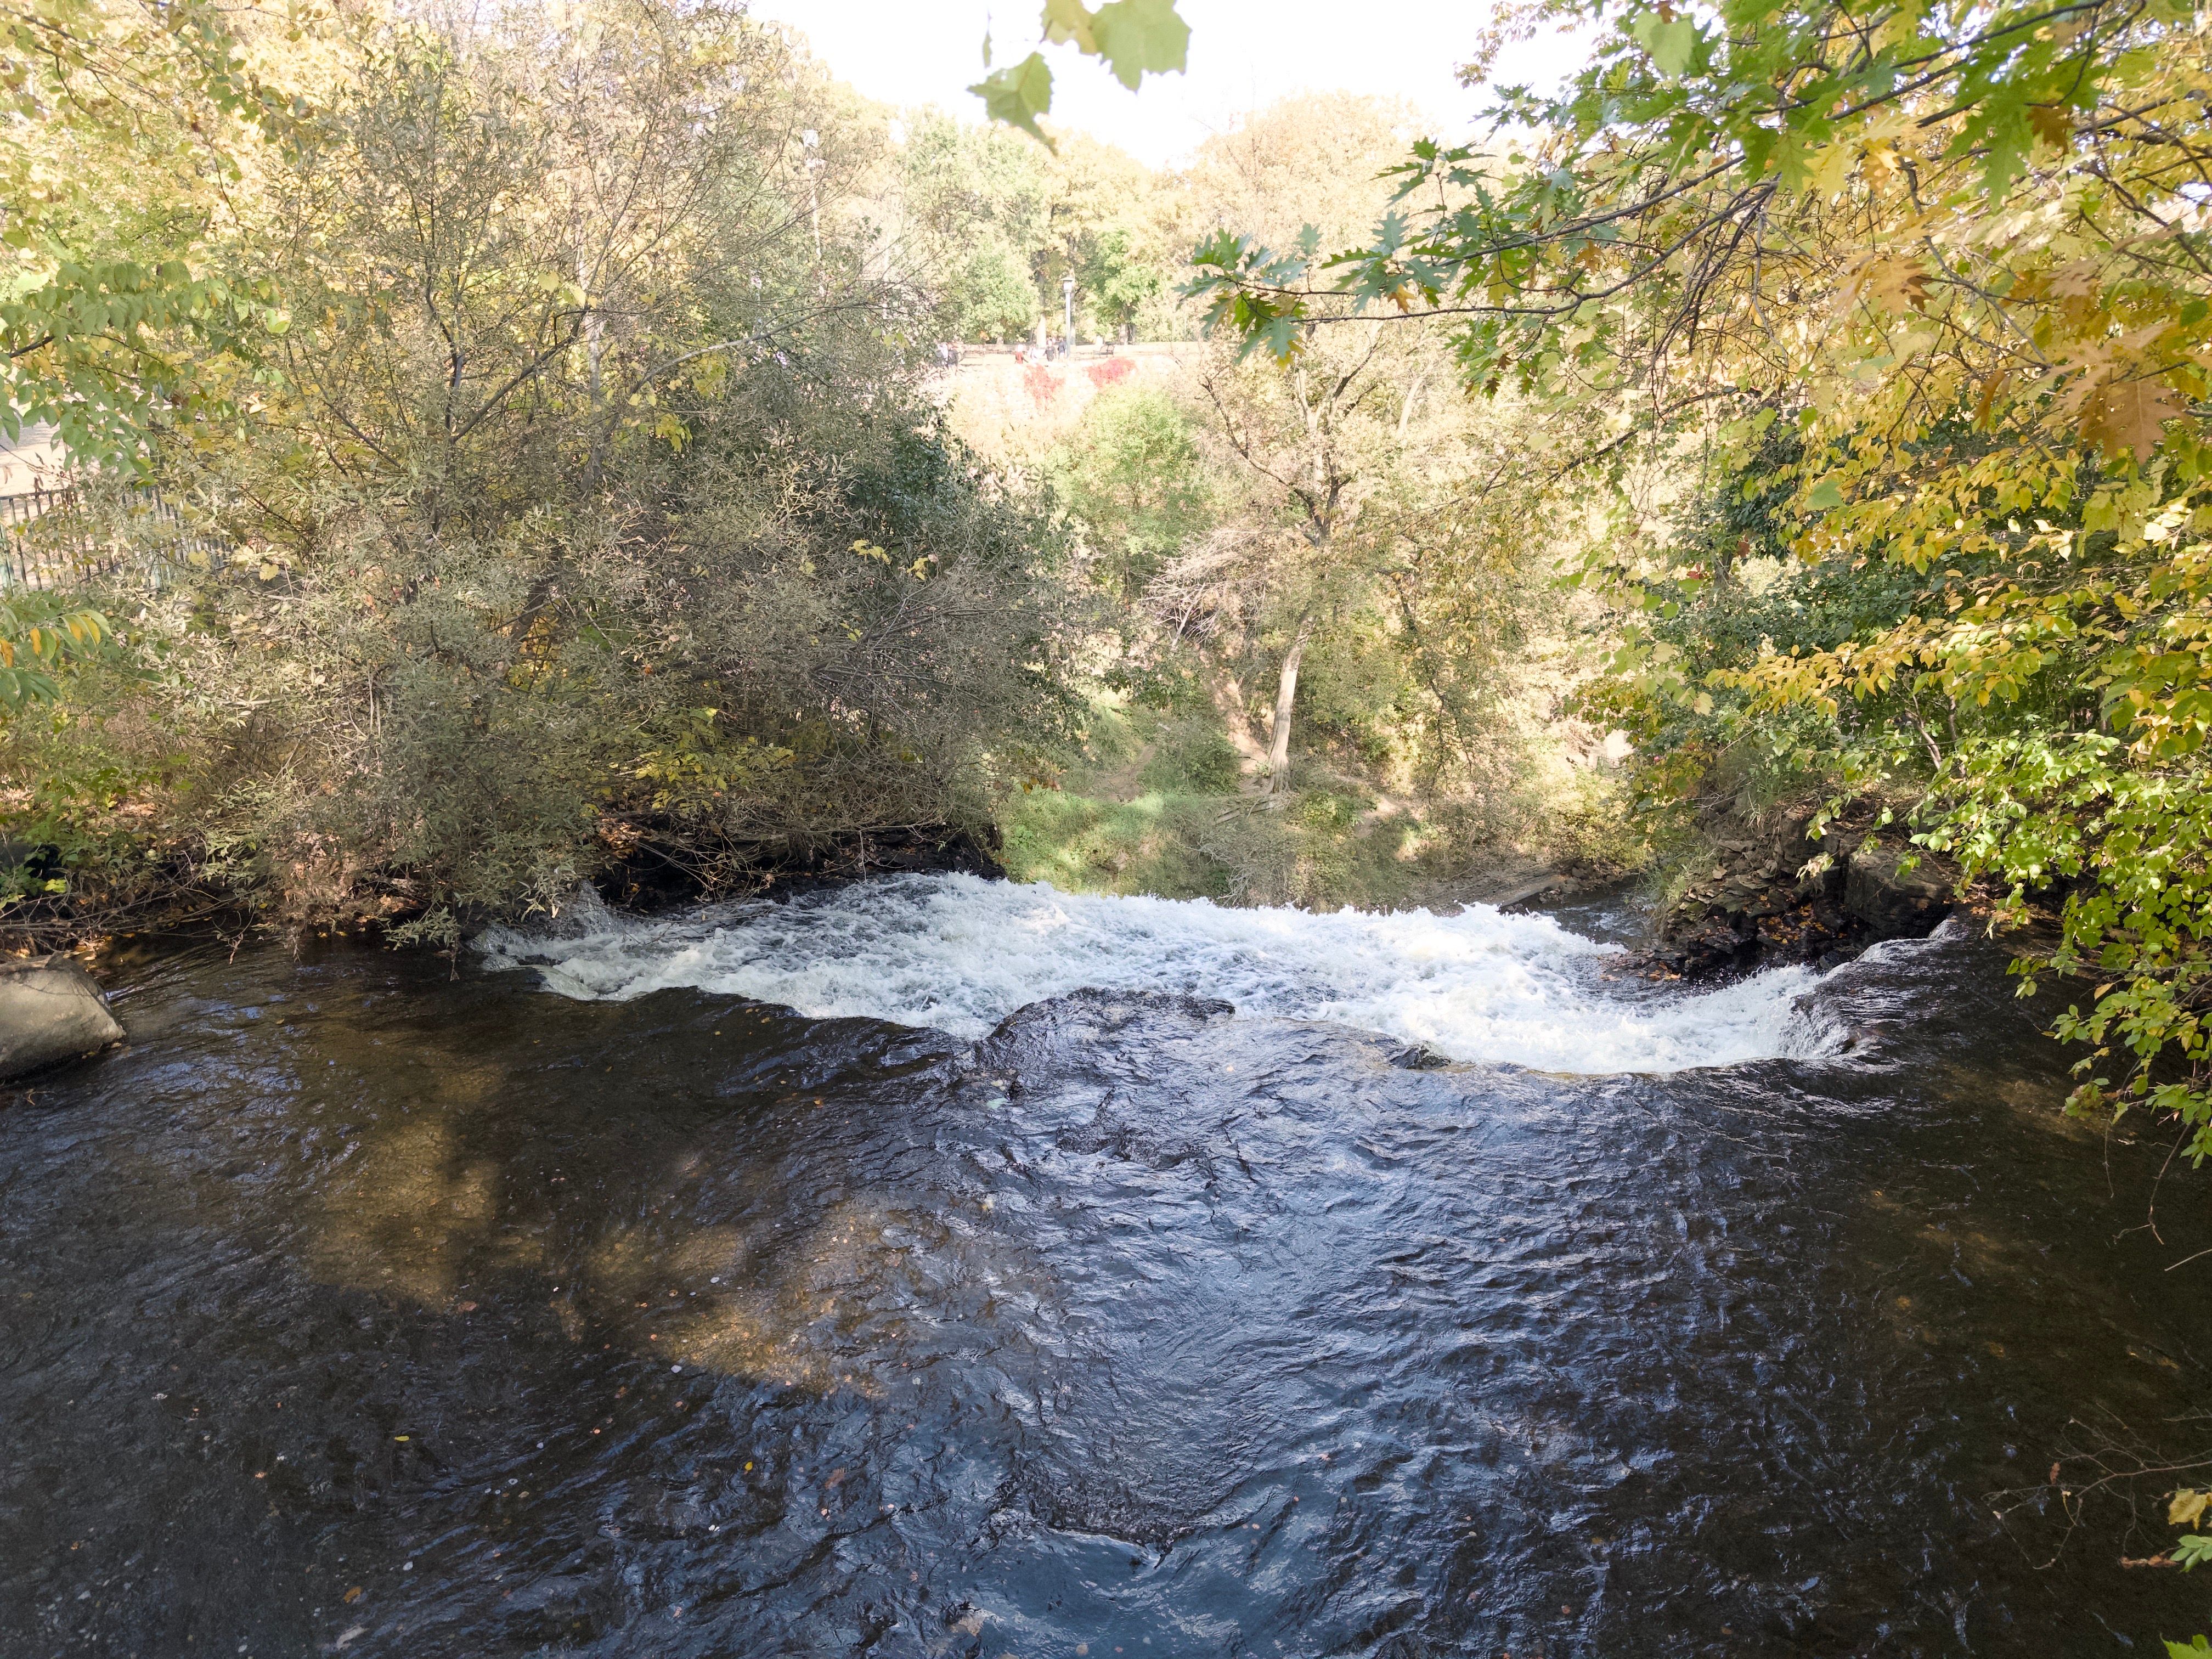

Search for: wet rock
xmin=595 ymin=820 xmax=1006 ymax=916
xmin=1641 ymin=917 xmax=1763 ymax=979
xmin=0 ymin=955 xmax=123 ymax=1080
xmin=1648 ymin=802 xmax=1960 ymax=979
xmin=1844 ymin=842 xmax=1956 ymax=937
xmin=1390 ymin=1042 xmax=1454 ymax=1070
xmin=977 ymin=986 xmax=1234 ymax=1070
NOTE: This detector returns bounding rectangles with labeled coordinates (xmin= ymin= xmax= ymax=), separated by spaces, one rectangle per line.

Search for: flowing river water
xmin=4 ymin=874 xmax=2210 ymax=1657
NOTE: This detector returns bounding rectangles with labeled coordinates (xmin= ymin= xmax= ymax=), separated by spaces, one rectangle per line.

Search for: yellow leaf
xmin=1846 ymin=255 xmax=1929 ymax=314
xmin=2171 ymin=1488 xmax=2210 ymax=1528
xmin=2046 ymin=258 xmax=2103 ymax=301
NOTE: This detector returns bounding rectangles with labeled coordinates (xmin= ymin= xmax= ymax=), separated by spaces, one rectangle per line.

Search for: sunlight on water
xmin=480 ymin=874 xmax=1839 ymax=1074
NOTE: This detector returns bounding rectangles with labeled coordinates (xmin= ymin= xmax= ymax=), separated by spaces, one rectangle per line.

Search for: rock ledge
xmin=1646 ymin=806 xmax=1959 ymax=978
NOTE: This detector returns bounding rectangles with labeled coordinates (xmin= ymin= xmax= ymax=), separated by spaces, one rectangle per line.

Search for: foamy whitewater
xmin=479 ymin=874 xmax=1844 ymax=1075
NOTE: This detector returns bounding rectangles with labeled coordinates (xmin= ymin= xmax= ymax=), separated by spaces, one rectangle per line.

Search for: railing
xmin=0 ymin=483 xmax=227 ymax=591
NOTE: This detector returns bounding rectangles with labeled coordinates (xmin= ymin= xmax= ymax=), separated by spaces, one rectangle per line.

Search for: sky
xmin=746 ymin=1 xmax=1593 ymax=167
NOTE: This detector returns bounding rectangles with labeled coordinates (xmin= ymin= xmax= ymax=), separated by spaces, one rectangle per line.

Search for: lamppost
xmin=1062 ymin=275 xmax=1076 ymax=354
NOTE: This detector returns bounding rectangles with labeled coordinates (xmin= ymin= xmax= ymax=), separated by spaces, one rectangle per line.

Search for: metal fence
xmin=1 ymin=483 xmax=228 ymax=592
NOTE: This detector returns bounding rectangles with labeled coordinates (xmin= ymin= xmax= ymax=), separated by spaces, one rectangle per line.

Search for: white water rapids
xmin=479 ymin=873 xmax=1842 ymax=1074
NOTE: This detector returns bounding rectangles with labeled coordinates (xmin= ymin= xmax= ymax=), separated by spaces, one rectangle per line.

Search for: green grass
xmin=1000 ymin=787 xmax=1235 ymax=899
xmin=995 ymin=690 xmax=1640 ymax=911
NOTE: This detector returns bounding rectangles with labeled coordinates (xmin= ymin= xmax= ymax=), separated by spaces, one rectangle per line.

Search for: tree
xmin=1197 ymin=335 xmax=1386 ymax=788
xmin=1193 ymin=0 xmax=2212 ymax=1154
xmin=894 ymin=111 xmax=1174 ymax=342
xmin=1176 ymin=97 xmax=1511 ymax=793
xmin=952 ymin=238 xmax=1043 ymax=340
xmin=1051 ymin=384 xmax=1211 ymax=594
xmin=0 ymin=0 xmax=319 ymax=462
xmin=1076 ymin=225 xmax=1161 ymax=340
xmin=3 ymin=0 xmax=1079 ymax=943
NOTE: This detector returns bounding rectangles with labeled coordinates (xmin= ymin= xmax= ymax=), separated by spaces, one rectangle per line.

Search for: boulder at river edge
xmin=1649 ymin=804 xmax=1962 ymax=978
xmin=1844 ymin=841 xmax=1955 ymax=935
xmin=0 ymin=956 xmax=125 ymax=1080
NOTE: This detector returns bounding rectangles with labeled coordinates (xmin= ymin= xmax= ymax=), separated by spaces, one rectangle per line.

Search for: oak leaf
xmin=2080 ymin=376 xmax=2183 ymax=462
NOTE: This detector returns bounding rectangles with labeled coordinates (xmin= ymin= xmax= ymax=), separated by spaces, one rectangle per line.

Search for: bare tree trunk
xmin=1266 ymin=613 xmax=1314 ymax=791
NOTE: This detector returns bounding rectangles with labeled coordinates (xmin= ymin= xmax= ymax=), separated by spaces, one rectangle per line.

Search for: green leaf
xmin=1627 ymin=9 xmax=1699 ymax=76
xmin=2165 ymin=1637 xmax=2212 ymax=1658
xmin=969 ymin=53 xmax=1055 ymax=143
xmin=1041 ymin=0 xmax=1099 ymax=54
xmin=1091 ymin=0 xmax=1189 ymax=90
xmin=2177 ymin=1536 xmax=2212 ymax=1571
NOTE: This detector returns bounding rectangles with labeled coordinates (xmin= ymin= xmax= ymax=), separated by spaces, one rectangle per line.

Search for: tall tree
xmin=1194 ymin=0 xmax=2212 ymax=1154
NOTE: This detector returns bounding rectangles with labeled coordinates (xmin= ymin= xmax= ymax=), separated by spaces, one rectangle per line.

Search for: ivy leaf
xmin=969 ymin=53 xmax=1054 ymax=143
xmin=1091 ymin=0 xmax=1189 ymax=90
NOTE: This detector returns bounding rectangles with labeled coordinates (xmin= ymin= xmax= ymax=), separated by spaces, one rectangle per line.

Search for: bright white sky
xmin=747 ymin=1 xmax=1593 ymax=167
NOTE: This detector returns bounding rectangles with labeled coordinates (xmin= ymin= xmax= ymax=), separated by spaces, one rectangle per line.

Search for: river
xmin=3 ymin=874 xmax=2209 ymax=1656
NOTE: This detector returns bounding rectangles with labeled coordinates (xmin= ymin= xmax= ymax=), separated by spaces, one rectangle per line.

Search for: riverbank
xmin=1 ymin=820 xmax=1012 ymax=960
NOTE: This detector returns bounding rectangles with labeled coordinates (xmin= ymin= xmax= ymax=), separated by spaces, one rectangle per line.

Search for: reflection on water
xmin=1 ymin=906 xmax=2209 ymax=1657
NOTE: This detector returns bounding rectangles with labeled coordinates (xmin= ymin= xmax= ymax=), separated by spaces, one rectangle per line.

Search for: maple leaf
xmin=1867 ymin=256 xmax=1929 ymax=313
xmin=1973 ymin=370 xmax=2012 ymax=430
xmin=969 ymin=53 xmax=1054 ymax=143
xmin=1091 ymin=0 xmax=1189 ymax=91
xmin=1040 ymin=0 xmax=1099 ymax=54
xmin=2080 ymin=375 xmax=2184 ymax=462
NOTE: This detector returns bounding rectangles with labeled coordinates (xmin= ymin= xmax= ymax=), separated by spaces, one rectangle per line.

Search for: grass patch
xmin=999 ymin=788 xmax=1234 ymax=899
xmin=996 ymin=691 xmax=1642 ymax=910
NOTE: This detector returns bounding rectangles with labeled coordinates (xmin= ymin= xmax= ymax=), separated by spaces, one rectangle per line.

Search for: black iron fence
xmin=1 ymin=483 xmax=227 ymax=591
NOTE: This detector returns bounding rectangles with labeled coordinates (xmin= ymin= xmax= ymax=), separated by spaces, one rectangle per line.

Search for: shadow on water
xmin=2 ymin=911 xmax=2211 ymax=1656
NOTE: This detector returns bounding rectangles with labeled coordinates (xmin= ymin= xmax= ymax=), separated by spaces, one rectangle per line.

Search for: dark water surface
xmin=4 ymin=909 xmax=2211 ymax=1657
